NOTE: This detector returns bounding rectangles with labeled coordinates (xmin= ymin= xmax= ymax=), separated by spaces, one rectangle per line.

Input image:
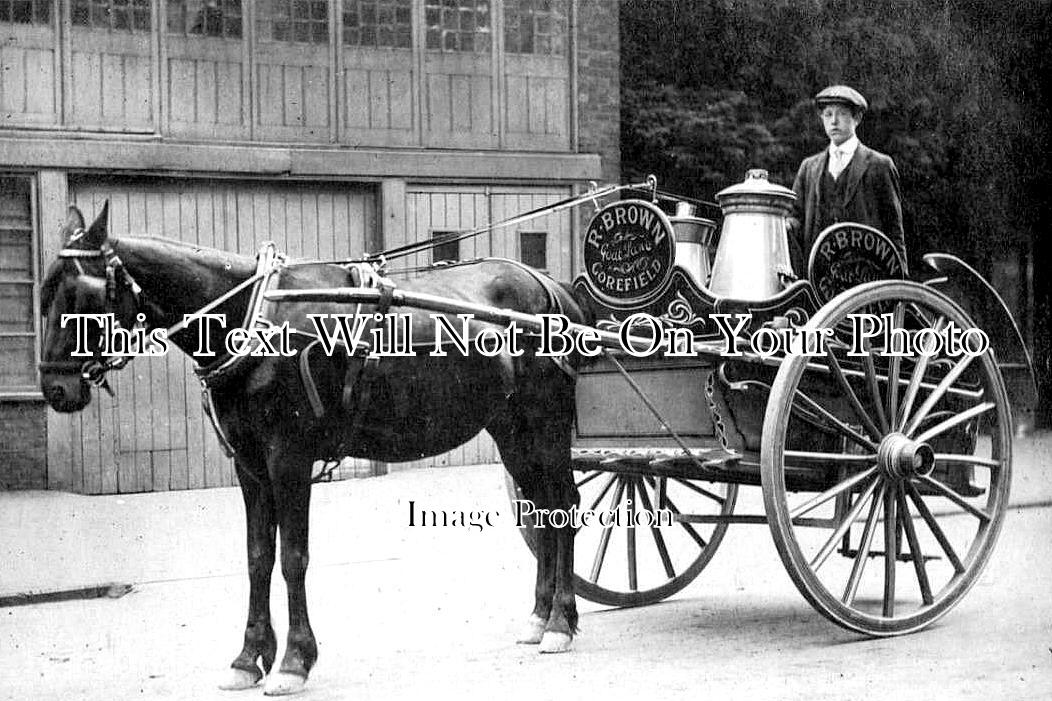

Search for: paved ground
xmin=2 ymin=434 xmax=1052 ymax=700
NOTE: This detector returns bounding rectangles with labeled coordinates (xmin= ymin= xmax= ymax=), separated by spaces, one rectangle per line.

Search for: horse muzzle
xmin=39 ymin=363 xmax=94 ymax=413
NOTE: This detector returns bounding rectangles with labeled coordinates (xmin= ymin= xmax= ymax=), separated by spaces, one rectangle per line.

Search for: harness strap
xmin=341 ymin=279 xmax=397 ymax=438
xmin=293 ymin=263 xmax=394 ymax=421
xmin=200 ymin=382 xmax=236 ymax=458
xmin=299 ymin=339 xmax=328 ymax=419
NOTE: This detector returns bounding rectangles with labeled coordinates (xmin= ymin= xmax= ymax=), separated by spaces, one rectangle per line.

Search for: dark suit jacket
xmin=787 ymin=143 xmax=906 ymax=276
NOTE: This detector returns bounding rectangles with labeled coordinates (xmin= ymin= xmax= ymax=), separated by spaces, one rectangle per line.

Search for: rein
xmin=280 ymin=178 xmax=669 ymax=271
xmin=44 ymin=236 xmax=281 ymax=396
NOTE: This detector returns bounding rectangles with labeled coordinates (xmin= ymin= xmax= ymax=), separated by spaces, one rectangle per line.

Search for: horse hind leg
xmin=538 ymin=466 xmax=579 ymax=654
xmin=493 ymin=425 xmax=555 ymax=647
xmin=220 ymin=459 xmax=278 ymax=690
xmin=494 ymin=412 xmax=579 ymax=653
xmin=517 ymin=499 xmax=555 ymax=645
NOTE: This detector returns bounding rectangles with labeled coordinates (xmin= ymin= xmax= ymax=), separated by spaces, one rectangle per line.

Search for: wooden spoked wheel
xmin=761 ymin=281 xmax=1012 ymax=635
xmin=507 ymin=467 xmax=737 ymax=607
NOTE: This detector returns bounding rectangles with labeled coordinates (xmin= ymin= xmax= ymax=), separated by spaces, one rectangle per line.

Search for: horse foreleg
xmin=264 ymin=471 xmax=317 ymax=697
xmin=538 ymin=439 xmax=579 ymax=654
xmin=221 ymin=462 xmax=278 ymax=690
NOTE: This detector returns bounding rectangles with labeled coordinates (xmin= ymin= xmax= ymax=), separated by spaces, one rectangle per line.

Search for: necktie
xmin=830 ymin=149 xmax=847 ymax=180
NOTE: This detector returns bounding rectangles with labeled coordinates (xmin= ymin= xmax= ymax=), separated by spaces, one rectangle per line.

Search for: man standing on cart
xmin=786 ymin=85 xmax=907 ymax=276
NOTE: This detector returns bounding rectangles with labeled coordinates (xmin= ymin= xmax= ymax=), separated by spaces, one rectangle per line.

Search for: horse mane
xmin=41 ymin=235 xmax=258 ymax=315
xmin=117 ymin=236 xmax=257 ymax=272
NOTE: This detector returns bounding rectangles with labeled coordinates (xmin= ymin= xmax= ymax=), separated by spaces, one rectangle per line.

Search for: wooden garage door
xmin=47 ymin=177 xmax=376 ymax=494
xmin=387 ymin=184 xmax=573 ymax=471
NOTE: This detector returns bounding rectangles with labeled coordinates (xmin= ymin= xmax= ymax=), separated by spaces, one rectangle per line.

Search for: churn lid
xmin=715 ymin=169 xmax=796 ymax=214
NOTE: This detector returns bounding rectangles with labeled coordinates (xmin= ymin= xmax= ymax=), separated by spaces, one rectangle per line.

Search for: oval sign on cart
xmin=808 ymin=222 xmax=906 ymax=302
xmin=583 ymin=199 xmax=675 ymax=303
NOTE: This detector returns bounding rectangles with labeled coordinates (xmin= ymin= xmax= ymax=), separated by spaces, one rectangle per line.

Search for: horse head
xmin=39 ymin=201 xmax=141 ymax=412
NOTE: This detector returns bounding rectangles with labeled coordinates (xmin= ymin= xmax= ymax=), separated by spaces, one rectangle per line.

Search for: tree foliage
xmin=620 ymin=0 xmax=1052 ymax=261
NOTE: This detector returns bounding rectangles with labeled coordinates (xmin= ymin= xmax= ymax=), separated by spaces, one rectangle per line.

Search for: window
xmin=519 ymin=231 xmax=547 ymax=270
xmin=431 ymin=231 xmax=460 ymax=263
xmin=424 ymin=0 xmax=490 ymax=53
xmin=0 ymin=176 xmax=37 ymax=393
xmin=343 ymin=0 xmax=411 ymax=48
xmin=504 ymin=0 xmax=566 ymax=55
xmin=257 ymin=0 xmax=329 ymax=43
xmin=167 ymin=0 xmax=242 ymax=38
xmin=0 ymin=0 xmax=50 ymax=24
xmin=72 ymin=0 xmax=151 ymax=32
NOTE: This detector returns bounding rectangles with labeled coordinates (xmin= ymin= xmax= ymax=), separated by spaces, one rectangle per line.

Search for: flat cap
xmin=814 ymin=85 xmax=868 ymax=112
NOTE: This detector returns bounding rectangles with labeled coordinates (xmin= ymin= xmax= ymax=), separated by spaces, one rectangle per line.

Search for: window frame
xmin=0 ymin=173 xmax=41 ymax=399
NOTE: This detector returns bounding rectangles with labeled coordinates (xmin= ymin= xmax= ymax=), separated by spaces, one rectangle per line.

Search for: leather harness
xmin=48 ymin=238 xmax=571 ymax=463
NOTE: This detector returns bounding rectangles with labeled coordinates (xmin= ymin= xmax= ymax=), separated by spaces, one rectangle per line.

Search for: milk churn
xmin=669 ymin=201 xmax=717 ymax=288
xmin=707 ymin=169 xmax=796 ymax=300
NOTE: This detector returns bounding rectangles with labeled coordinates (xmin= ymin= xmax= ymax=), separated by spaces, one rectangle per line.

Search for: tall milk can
xmin=707 ymin=169 xmax=796 ymax=300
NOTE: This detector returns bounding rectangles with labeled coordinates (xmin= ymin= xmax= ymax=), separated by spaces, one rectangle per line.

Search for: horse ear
xmin=83 ymin=200 xmax=110 ymax=247
xmin=61 ymin=206 xmax=86 ymax=240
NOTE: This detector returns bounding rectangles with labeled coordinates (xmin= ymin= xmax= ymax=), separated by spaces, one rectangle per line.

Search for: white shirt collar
xmin=829 ymin=135 xmax=860 ymax=160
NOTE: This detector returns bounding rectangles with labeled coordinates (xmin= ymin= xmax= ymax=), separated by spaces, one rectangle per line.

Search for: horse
xmin=39 ymin=203 xmax=588 ymax=695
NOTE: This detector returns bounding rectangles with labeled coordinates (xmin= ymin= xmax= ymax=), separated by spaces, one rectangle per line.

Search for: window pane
xmin=0 ymin=336 xmax=35 ymax=386
xmin=424 ymin=0 xmax=490 ymax=53
xmin=0 ymin=0 xmax=51 ymax=25
xmin=504 ymin=0 xmax=566 ymax=56
xmin=520 ymin=231 xmax=547 ymax=270
xmin=432 ymin=231 xmax=460 ymax=263
xmin=343 ymin=0 xmax=411 ymax=49
xmin=71 ymin=0 xmax=152 ymax=32
xmin=258 ymin=0 xmax=328 ymax=43
xmin=168 ymin=1 xmax=243 ymax=38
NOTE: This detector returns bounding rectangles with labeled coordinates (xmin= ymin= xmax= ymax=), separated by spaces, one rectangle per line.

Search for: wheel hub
xmin=878 ymin=432 xmax=935 ymax=480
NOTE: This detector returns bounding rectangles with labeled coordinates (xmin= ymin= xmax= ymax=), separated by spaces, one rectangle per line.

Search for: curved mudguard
xmin=916 ymin=252 xmax=1038 ymax=431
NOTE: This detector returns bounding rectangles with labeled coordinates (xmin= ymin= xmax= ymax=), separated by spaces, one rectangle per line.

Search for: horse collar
xmin=194 ymin=242 xmax=285 ymax=388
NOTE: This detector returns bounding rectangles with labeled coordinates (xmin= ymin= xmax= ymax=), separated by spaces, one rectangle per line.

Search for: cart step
xmin=573 ymin=447 xmax=739 ymax=470
xmin=839 ymin=547 xmax=940 ymax=563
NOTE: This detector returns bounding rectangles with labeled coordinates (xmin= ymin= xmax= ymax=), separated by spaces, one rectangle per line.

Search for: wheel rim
xmin=507 ymin=468 xmax=738 ymax=607
xmin=761 ymin=281 xmax=1012 ymax=635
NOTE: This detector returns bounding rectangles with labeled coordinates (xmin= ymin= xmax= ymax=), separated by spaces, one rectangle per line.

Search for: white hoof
xmin=263 ymin=672 xmax=307 ymax=696
xmin=516 ymin=614 xmax=547 ymax=645
xmin=218 ymin=668 xmax=261 ymax=691
xmin=538 ymin=631 xmax=573 ymax=654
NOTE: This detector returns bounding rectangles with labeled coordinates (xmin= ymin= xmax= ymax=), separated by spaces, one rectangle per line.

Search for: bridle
xmin=38 ymin=231 xmax=148 ymax=395
xmin=41 ymin=232 xmax=284 ymax=399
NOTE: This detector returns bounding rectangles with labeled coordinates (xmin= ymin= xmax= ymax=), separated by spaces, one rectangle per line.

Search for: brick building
xmin=0 ymin=0 xmax=620 ymax=493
